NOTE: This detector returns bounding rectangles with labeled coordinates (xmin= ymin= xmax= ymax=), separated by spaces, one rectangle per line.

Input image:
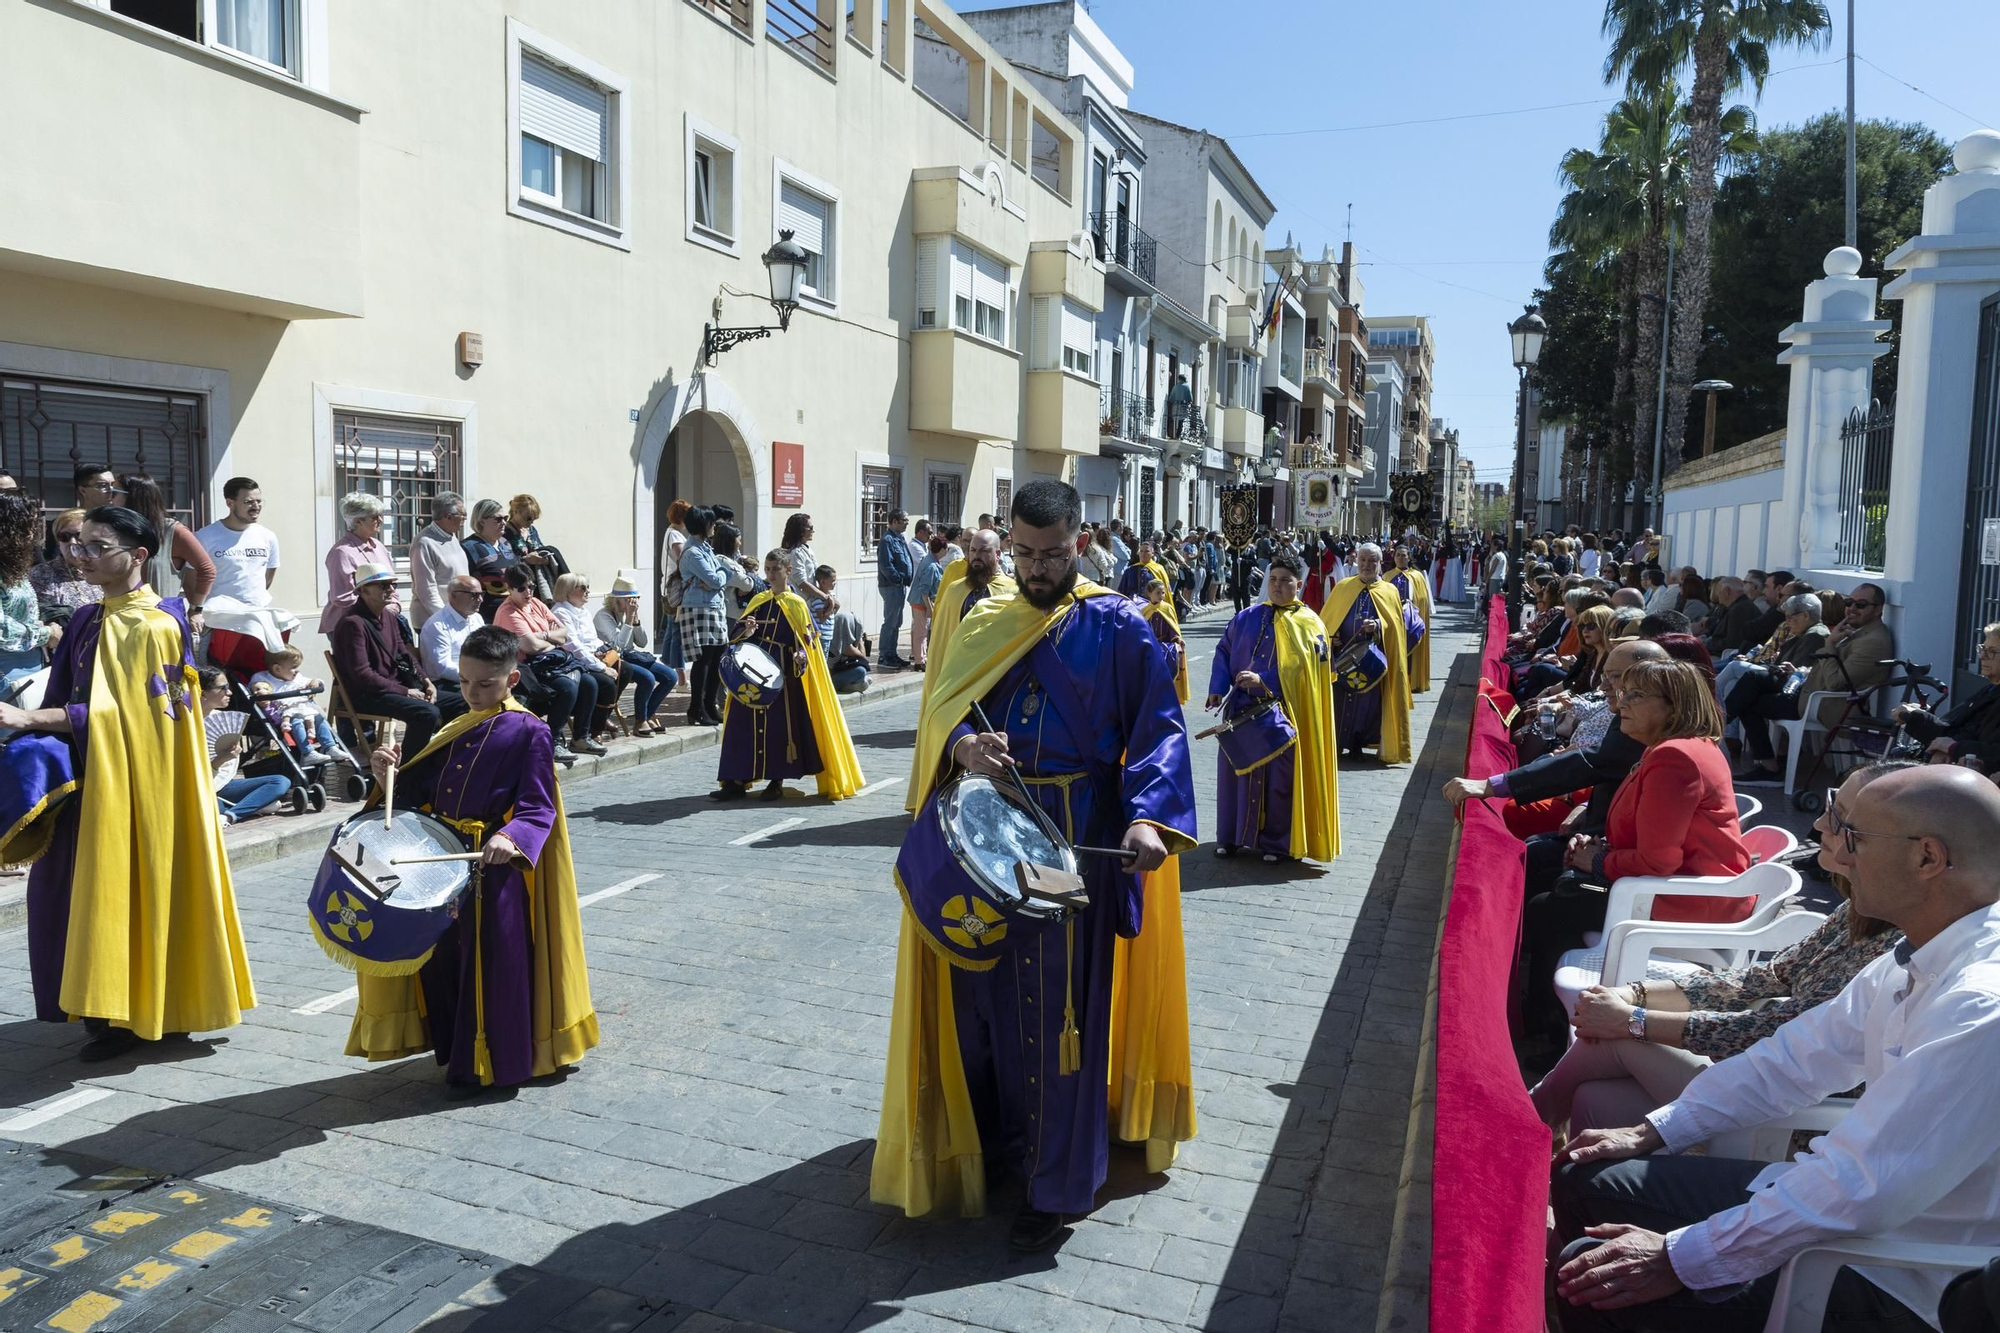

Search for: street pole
xmin=1507 ymin=366 xmax=1529 ymax=631
xmin=1649 ymin=222 xmax=1677 ymax=532
xmin=1845 ymin=0 xmax=1857 ymax=250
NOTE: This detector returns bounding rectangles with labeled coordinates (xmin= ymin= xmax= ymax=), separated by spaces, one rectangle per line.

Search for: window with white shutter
xmin=508 ymin=21 xmax=629 ymax=248
xmin=1060 ymin=300 xmax=1094 ymax=377
xmin=1030 ymin=297 xmax=1054 ymax=370
xmin=973 ymin=251 xmax=1007 ymax=343
xmin=915 ymin=237 xmax=940 ymax=329
xmin=949 ymin=241 xmax=976 ymax=334
xmin=778 ymin=179 xmax=834 ymax=302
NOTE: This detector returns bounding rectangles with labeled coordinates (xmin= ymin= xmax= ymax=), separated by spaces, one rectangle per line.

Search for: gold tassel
xmin=471 ymin=864 xmax=493 ymax=1086
xmin=1059 ymin=917 xmax=1081 ymax=1076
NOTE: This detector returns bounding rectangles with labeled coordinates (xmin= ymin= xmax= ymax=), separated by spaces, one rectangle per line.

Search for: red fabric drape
xmin=1431 ymin=597 xmax=1550 ymax=1333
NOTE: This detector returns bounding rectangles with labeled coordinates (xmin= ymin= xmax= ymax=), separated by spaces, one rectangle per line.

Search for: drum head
xmin=938 ymin=776 xmax=1075 ymax=918
xmin=330 ymin=810 xmax=472 ymax=910
xmin=733 ymin=643 xmax=782 ymax=686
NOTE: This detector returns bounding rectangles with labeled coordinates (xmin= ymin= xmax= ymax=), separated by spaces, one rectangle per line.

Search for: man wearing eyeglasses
xmin=3 ymin=505 xmax=254 ymax=1062
xmin=1549 ymin=763 xmax=2000 ymax=1331
xmin=40 ymin=464 xmax=122 ymax=562
xmin=1734 ymin=583 xmax=1896 ymax=786
xmin=875 ymin=480 xmax=1197 ymax=1253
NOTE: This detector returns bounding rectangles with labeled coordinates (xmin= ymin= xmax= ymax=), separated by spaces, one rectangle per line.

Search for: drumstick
xmin=382 ymin=720 xmax=402 ymax=830
xmin=967 ymin=700 xmax=1072 ymax=854
xmin=1072 ymin=844 xmax=1140 ymax=862
xmin=390 ymin=852 xmax=485 ymax=865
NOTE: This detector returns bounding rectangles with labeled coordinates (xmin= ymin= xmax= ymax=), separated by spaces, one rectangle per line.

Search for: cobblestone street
xmin=0 ymin=604 xmax=1478 ymax=1333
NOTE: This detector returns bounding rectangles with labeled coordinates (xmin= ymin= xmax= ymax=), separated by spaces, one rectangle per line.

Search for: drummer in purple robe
xmin=715 ymin=550 xmax=865 ymax=802
xmin=348 ymin=625 xmax=597 ymax=1094
xmin=1320 ymin=542 xmax=1421 ymax=764
xmin=1206 ymin=550 xmax=1341 ymax=864
xmin=874 ymin=480 xmax=1198 ymax=1252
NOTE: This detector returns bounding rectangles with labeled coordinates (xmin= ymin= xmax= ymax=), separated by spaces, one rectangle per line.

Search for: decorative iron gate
xmin=1957 ymin=294 xmax=2000 ymax=698
xmin=1139 ymin=465 xmax=1157 ymax=536
xmin=1 ymin=375 xmax=207 ymax=526
xmin=331 ymin=410 xmax=462 ymax=576
xmin=1835 ymin=398 xmax=1894 ymax=570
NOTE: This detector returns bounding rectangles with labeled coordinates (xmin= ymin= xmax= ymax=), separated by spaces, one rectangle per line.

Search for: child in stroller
xmin=250 ymin=645 xmax=352 ymax=767
xmin=206 ymin=626 xmax=343 ymax=815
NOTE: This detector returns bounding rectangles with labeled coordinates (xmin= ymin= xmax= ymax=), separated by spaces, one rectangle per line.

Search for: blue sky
xmin=1071 ymin=0 xmax=1998 ymax=486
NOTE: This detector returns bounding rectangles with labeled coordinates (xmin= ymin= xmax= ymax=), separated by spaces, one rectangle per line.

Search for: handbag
xmin=664 ymin=570 xmax=686 ymax=613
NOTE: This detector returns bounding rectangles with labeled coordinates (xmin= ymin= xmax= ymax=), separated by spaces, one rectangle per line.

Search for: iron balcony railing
xmin=1161 ymin=400 xmax=1207 ymax=445
xmin=1836 ymin=398 xmax=1895 ymax=570
xmin=1088 ymin=212 xmax=1158 ymax=285
xmin=765 ymin=0 xmax=834 ymax=70
xmin=1100 ymin=386 xmax=1152 ymax=442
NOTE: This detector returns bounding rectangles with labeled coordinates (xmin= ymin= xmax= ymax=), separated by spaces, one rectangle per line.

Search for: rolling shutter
xmin=778 ymin=181 xmax=829 ymax=257
xmin=1060 ymin=300 xmax=1094 ymax=359
xmin=915 ymin=236 xmax=939 ymax=326
xmin=949 ymin=241 xmax=975 ymax=325
xmin=1031 ymin=297 xmax=1053 ymax=368
xmin=972 ymin=250 xmax=1007 ymax=313
xmin=520 ymin=53 xmax=607 ymax=162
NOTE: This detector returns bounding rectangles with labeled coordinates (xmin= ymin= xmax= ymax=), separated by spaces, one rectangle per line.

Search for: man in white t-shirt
xmin=196 ymin=477 xmax=281 ymax=607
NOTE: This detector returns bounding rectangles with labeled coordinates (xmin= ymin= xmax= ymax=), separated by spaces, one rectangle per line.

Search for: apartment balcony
xmin=1 ymin=0 xmax=363 ymax=319
xmin=914 ymin=166 xmax=1027 ymax=260
xmin=1303 ymin=347 xmax=1338 ymax=390
xmin=1087 ymin=213 xmax=1158 ymax=289
xmin=1225 ymin=304 xmax=1261 ymax=351
xmin=1026 ymin=239 xmax=1103 ymax=310
xmin=910 ymin=330 xmax=1022 ymax=441
xmin=1220 ymin=406 xmax=1264 ymax=457
xmin=1099 ymin=387 xmax=1152 ymax=446
xmin=1156 ymin=401 xmax=1208 ymax=447
xmin=1027 ymin=370 xmax=1100 ymax=456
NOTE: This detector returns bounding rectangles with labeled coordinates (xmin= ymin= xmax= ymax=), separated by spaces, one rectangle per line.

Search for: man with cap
xmin=331 ymin=562 xmax=440 ymax=759
xmin=596 ymin=574 xmax=678 ymax=735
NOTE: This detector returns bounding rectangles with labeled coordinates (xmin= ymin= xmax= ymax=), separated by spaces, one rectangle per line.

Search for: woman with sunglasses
xmin=1893 ymin=621 xmax=2000 ymax=771
xmin=28 ymin=508 xmax=101 ymax=623
xmin=1530 ymin=760 xmax=1911 ymax=1131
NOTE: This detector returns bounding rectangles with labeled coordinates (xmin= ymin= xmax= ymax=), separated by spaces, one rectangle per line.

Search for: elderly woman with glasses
xmin=459 ymin=498 xmax=518 ymax=622
xmin=320 ymin=492 xmax=399 ymax=633
xmin=28 ymin=508 xmax=102 ymax=623
xmin=1894 ymin=620 xmax=2000 ymax=771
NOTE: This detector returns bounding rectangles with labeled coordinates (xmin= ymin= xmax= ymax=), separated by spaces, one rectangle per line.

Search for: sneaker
xmin=573 ymin=737 xmax=608 ymax=757
xmin=553 ymin=743 xmax=578 ymax=764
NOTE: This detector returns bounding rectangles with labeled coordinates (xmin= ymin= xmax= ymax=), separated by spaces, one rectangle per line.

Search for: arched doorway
xmin=651 ymin=410 xmax=752 ymax=565
xmin=633 ymin=372 xmax=768 ymax=603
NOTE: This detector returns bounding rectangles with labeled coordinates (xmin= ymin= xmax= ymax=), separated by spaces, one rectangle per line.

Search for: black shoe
xmin=1008 ymin=1206 xmax=1065 ymax=1252
xmin=702 ymin=710 xmax=727 ymax=727
xmin=79 ymin=1025 xmax=142 ymax=1063
xmin=760 ymin=780 xmax=786 ymax=801
xmin=710 ymin=783 xmax=749 ymax=802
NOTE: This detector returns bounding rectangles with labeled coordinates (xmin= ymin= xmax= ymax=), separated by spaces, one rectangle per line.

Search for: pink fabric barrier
xmin=1431 ymin=597 xmax=1550 ymax=1332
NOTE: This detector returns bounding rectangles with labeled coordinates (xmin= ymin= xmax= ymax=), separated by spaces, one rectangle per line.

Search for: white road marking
xmin=294 ymin=872 xmax=665 ymax=1014
xmin=855 ymin=777 xmax=905 ymax=798
xmin=0 ymin=1087 xmax=115 ymax=1135
xmin=576 ymin=872 xmax=661 ymax=909
xmin=292 ymin=987 xmax=359 ymax=1016
xmin=729 ymin=817 xmax=806 ymax=847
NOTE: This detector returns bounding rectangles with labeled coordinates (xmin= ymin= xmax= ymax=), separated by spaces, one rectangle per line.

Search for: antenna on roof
xmin=1345 ymin=203 xmax=1353 ymax=245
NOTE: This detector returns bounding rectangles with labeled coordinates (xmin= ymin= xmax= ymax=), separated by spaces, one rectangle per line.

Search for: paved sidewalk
xmin=0 ymin=601 xmax=1478 ymax=1333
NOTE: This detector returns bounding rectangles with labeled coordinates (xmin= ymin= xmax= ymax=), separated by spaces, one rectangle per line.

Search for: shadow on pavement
xmin=0 ymin=1020 xmax=229 ymax=1109
xmin=576 ymin=792 xmax=735 ymax=826
xmin=753 ymin=812 xmax=911 ymax=850
xmin=848 ymin=727 xmax=918 ymax=751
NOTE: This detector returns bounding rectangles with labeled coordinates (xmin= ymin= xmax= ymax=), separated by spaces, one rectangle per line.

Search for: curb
xmin=0 ymin=666 xmax=933 ymax=933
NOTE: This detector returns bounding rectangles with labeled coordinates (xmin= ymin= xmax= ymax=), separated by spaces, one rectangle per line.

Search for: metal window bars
xmin=331 ymin=411 xmax=462 ymax=577
xmin=1 ymin=375 xmax=207 ymax=528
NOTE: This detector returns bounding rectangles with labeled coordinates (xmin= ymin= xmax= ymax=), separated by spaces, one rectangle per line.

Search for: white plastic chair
xmin=1735 ymin=791 xmax=1763 ymax=823
xmin=1776 ymin=682 xmax=1894 ymax=797
xmin=1764 ymin=1238 xmax=1996 ymax=1333
xmin=1552 ymin=892 xmax=1820 ymax=1021
xmin=1590 ymin=861 xmax=1803 ymax=949
xmin=1741 ymin=824 xmax=1798 ymax=863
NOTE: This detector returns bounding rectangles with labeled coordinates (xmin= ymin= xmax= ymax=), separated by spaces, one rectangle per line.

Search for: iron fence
xmin=1958 ymin=295 xmax=2000 ymax=697
xmin=1087 ymin=212 xmax=1158 ymax=285
xmin=765 ymin=0 xmax=833 ymax=71
xmin=1100 ymin=386 xmax=1151 ymax=442
xmin=1835 ymin=398 xmax=1894 ymax=570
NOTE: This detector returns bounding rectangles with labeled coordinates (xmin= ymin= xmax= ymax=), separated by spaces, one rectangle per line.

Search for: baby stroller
xmin=207 ymin=625 xmax=337 ymax=816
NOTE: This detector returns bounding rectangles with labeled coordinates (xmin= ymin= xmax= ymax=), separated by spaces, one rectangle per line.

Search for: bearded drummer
xmin=1322 ymin=542 xmax=1422 ymax=764
xmin=350 ymin=625 xmax=597 ymax=1095
xmin=1388 ymin=544 xmax=1434 ymax=694
xmin=1205 ymin=550 xmax=1341 ymax=864
xmin=873 ymin=480 xmax=1198 ymax=1252
xmin=714 ymin=550 xmax=864 ymax=802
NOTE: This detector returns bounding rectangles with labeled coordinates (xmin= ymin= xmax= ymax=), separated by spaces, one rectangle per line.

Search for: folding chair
xmin=325 ymin=651 xmax=400 ymax=802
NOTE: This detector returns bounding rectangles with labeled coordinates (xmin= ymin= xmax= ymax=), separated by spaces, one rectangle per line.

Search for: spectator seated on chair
xmin=1704 ymin=577 xmax=1763 ymax=660
xmin=1531 ymin=762 xmax=1908 ymax=1135
xmin=807 ymin=564 xmax=870 ymax=695
xmin=1548 ymin=764 xmax=2000 ymax=1333
xmin=420 ymin=575 xmax=485 ymax=723
xmin=1728 ymin=584 xmax=1892 ymax=786
xmin=329 ymin=562 xmax=439 ymax=759
xmin=1893 ymin=619 xmax=2000 ymax=772
xmin=1523 ymin=658 xmax=1754 ymax=1043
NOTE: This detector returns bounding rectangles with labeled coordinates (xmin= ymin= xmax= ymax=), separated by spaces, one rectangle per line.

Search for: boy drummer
xmin=347 ymin=625 xmax=598 ymax=1094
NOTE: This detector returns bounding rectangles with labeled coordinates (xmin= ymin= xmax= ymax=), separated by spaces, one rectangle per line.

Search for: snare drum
xmin=720 ymin=642 xmax=784 ymax=709
xmin=896 ymin=774 xmax=1076 ymax=968
xmin=1331 ymin=637 xmax=1388 ymax=694
xmin=1213 ymin=694 xmax=1298 ymax=776
xmin=308 ymin=810 xmax=477 ymax=975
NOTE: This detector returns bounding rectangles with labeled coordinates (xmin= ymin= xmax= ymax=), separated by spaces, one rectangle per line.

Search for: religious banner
xmin=1296 ymin=469 xmax=1337 ymax=528
xmin=772 ymin=441 xmax=805 ymax=507
xmin=1220 ymin=484 xmax=1259 ymax=548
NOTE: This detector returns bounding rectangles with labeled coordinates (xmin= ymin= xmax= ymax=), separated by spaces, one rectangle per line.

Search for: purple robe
xmin=396 ymin=709 xmax=558 ymax=1088
xmin=1331 ymin=587 xmax=1423 ymax=750
xmin=717 ymin=601 xmax=822 ymax=784
xmin=26 ymin=596 xmax=191 ymax=1023
xmin=1388 ymin=572 xmax=1430 ymax=651
xmin=927 ymin=594 xmax=1197 ymax=1215
xmin=1208 ymin=603 xmax=1294 ymax=856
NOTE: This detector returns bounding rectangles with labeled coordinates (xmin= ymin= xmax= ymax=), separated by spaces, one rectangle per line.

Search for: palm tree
xmin=1603 ymin=0 xmax=1830 ymax=473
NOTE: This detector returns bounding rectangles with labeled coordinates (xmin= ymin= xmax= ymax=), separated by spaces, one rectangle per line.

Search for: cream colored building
xmin=0 ymin=0 xmax=1101 ymax=655
xmin=1366 ymin=315 xmax=1436 ymax=476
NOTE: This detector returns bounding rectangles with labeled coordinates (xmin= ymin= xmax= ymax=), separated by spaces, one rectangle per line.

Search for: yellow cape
xmin=344 ymin=699 xmax=600 ymax=1085
xmin=1142 ymin=603 xmax=1190 ymax=705
xmin=1321 ymin=576 xmax=1416 ymax=765
xmin=874 ymin=581 xmax=1197 ymax=1216
xmin=734 ymin=589 xmax=866 ymax=800
xmin=904 ymin=561 xmax=1016 ymax=812
xmin=1129 ymin=560 xmax=1178 ymax=627
xmin=1272 ymin=602 xmax=1342 ymax=860
xmin=59 ymin=588 xmax=254 ymax=1040
xmin=1397 ymin=566 xmax=1434 ymax=693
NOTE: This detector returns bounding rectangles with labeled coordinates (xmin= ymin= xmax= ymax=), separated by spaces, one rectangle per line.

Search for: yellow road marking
xmin=44 ymin=1236 xmax=93 ymax=1267
xmin=43 ymin=1291 xmax=123 ymax=1332
xmin=0 ymin=1267 xmax=45 ymax=1304
xmin=220 ymin=1206 xmax=274 ymax=1229
xmin=86 ymin=1209 xmax=160 ymax=1236
xmin=166 ymin=1189 xmax=204 ymax=1206
xmin=113 ymin=1258 xmax=181 ymax=1292
xmin=166 ymin=1230 xmax=236 ymax=1260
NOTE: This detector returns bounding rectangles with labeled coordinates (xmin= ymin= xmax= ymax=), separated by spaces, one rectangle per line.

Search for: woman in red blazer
xmin=1523 ymin=658 xmax=1754 ymax=1042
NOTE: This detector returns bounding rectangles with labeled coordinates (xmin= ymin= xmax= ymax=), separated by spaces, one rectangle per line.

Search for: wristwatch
xmin=1628 ymin=1007 xmax=1649 ymax=1041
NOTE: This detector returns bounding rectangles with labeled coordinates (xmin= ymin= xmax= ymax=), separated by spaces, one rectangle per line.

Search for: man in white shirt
xmin=419 ymin=576 xmax=484 ymax=721
xmin=1550 ymin=764 xmax=2000 ymax=1331
xmin=410 ymin=491 xmax=470 ymax=629
xmin=196 ymin=477 xmax=281 ymax=607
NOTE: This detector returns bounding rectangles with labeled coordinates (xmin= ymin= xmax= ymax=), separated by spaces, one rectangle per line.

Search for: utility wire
xmin=1855 ymin=55 xmax=1993 ymax=129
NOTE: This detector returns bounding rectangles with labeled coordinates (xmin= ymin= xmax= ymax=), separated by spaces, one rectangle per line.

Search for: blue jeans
xmin=217 ymin=774 xmax=292 ymax=822
xmin=830 ymin=660 xmax=869 ymax=694
xmin=878 ymin=585 xmax=907 ymax=663
xmin=287 ymin=714 xmax=337 ymax=753
xmin=624 ymin=651 xmax=678 ymax=720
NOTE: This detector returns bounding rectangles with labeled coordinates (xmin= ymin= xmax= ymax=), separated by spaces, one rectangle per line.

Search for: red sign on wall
xmin=772 ymin=441 xmax=805 ymax=507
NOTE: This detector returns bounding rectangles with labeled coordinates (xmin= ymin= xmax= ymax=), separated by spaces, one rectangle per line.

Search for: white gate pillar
xmin=1879 ymin=130 xmax=2000 ymax=673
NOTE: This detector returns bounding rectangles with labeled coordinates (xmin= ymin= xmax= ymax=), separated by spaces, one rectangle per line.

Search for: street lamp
xmin=1505 ymin=304 xmax=1546 ymax=631
xmin=701 ymin=231 xmax=812 ymax=366
xmin=1694 ymin=378 xmax=1734 ymax=458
